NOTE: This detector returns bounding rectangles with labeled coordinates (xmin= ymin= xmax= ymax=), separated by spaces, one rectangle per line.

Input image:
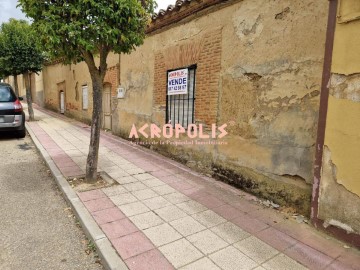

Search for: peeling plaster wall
xmin=116 ymin=0 xmax=328 ymax=214
xmin=6 ymin=72 xmax=45 ymax=106
xmin=319 ymin=146 xmax=360 ymax=234
xmin=318 ymin=2 xmax=360 ymax=235
xmin=41 ymin=53 xmax=119 ymax=123
xmin=332 ymin=0 xmax=360 ymax=75
xmin=319 ymin=75 xmax=360 ymax=233
xmin=39 ymin=0 xmax=328 ymax=214
xmin=115 ymin=40 xmax=155 ymax=137
xmin=42 ymin=63 xmax=67 ymax=112
xmin=324 ymin=94 xmax=360 ymax=195
xmin=34 ymin=72 xmax=45 ymax=107
xmin=217 ymin=0 xmax=327 ymax=185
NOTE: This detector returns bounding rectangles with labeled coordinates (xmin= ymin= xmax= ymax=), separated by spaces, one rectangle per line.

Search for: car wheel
xmin=17 ymin=129 xmax=26 ymax=138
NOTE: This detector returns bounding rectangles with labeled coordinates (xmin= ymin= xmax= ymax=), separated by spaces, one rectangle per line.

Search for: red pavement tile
xmin=52 ymin=155 xmax=72 ymax=161
xmin=326 ymin=260 xmax=357 ymax=270
xmin=248 ymin=208 xmax=286 ymax=225
xmin=47 ymin=149 xmax=64 ymax=155
xmin=78 ymin=189 xmax=106 ymax=202
xmin=60 ymin=168 xmax=84 ymax=178
xmin=41 ymin=142 xmax=59 ymax=149
xmin=256 ymin=227 xmax=298 ymax=251
xmin=231 ymin=200 xmax=261 ymax=213
xmin=195 ymin=195 xmax=226 ymax=209
xmin=60 ymin=166 xmax=83 ymax=177
xmin=183 ymin=188 xmax=208 ymax=199
xmin=52 ymin=154 xmax=70 ymax=160
xmin=101 ymin=219 xmax=139 ymax=239
xmin=175 ymin=172 xmax=201 ymax=181
xmin=273 ymin=219 xmax=316 ymax=242
xmin=165 ymin=167 xmax=185 ymax=174
xmin=284 ymin=242 xmax=334 ymax=270
xmin=212 ymin=204 xmax=244 ymax=220
xmin=169 ymin=181 xmax=194 ymax=191
xmin=36 ymin=134 xmax=51 ymax=140
xmin=156 ymin=175 xmax=181 ymax=184
xmin=125 ymin=248 xmax=174 ymax=270
xmin=136 ymin=162 xmax=160 ymax=172
xmin=232 ymin=213 xmax=269 ymax=234
xmin=83 ymin=197 xmax=114 ymax=213
xmin=300 ymin=231 xmax=346 ymax=259
xmin=91 ymin=207 xmax=125 ymax=225
xmin=336 ymin=250 xmax=360 ymax=270
xmin=56 ymin=159 xmax=77 ymax=168
xmin=151 ymin=170 xmax=174 ymax=178
xmin=111 ymin=231 xmax=155 ymax=260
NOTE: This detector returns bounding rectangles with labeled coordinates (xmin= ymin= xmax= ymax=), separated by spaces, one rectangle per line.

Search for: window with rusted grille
xmin=166 ymin=65 xmax=196 ymax=128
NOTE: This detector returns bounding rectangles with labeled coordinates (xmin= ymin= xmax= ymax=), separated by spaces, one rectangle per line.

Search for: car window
xmin=0 ymin=86 xmax=16 ymax=102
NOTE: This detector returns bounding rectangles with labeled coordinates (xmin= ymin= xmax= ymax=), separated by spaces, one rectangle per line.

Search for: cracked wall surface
xmin=218 ymin=0 xmax=327 ymax=185
xmin=319 ymin=77 xmax=360 ymax=227
xmin=117 ymin=0 xmax=328 ymax=214
xmin=319 ymin=146 xmax=360 ymax=234
xmin=33 ymin=0 xmax=328 ymax=214
xmin=332 ymin=1 xmax=360 ymax=75
xmin=318 ymin=5 xmax=360 ymax=235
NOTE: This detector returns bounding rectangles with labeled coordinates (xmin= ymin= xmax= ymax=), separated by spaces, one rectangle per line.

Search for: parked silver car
xmin=0 ymin=83 xmax=25 ymax=138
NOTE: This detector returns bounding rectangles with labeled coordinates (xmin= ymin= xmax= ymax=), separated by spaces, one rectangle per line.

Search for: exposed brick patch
xmin=196 ymin=28 xmax=222 ymax=125
xmin=154 ymin=53 xmax=167 ymax=107
xmin=153 ymin=29 xmax=222 ymax=126
xmin=104 ymin=65 xmax=120 ymax=97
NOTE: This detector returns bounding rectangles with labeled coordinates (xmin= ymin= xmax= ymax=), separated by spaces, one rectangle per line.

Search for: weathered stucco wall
xmin=332 ymin=0 xmax=360 ymax=75
xmin=318 ymin=6 xmax=360 ymax=233
xmin=114 ymin=0 xmax=328 ymax=214
xmin=113 ymin=38 xmax=155 ymax=137
xmin=6 ymin=73 xmax=43 ymax=105
xmin=217 ymin=0 xmax=326 ymax=185
xmin=34 ymin=72 xmax=45 ymax=107
xmin=42 ymin=52 xmax=119 ymax=124
xmin=38 ymin=0 xmax=328 ymax=215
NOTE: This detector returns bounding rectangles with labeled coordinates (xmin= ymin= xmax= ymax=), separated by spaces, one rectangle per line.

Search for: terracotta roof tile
xmin=148 ymin=0 xmax=229 ymax=33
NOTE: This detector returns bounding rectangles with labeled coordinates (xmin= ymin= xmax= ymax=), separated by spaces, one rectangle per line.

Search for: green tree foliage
xmin=18 ymin=0 xmax=156 ymax=181
xmin=0 ymin=19 xmax=45 ymax=120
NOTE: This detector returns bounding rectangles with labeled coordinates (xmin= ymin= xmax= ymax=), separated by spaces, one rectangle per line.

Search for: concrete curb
xmin=26 ymin=123 xmax=128 ymax=270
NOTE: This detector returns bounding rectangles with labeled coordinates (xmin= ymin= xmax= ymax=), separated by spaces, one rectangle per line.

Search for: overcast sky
xmin=0 ymin=0 xmax=27 ymax=24
xmin=0 ymin=0 xmax=176 ymax=25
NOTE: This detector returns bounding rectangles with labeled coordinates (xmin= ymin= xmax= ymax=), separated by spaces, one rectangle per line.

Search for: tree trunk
xmin=24 ymin=71 xmax=35 ymax=121
xmin=14 ymin=74 xmax=19 ymax=96
xmin=85 ymin=73 xmax=103 ymax=182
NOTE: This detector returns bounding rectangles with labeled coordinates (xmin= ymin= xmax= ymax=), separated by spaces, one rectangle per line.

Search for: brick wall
xmin=196 ymin=29 xmax=222 ymax=125
xmin=104 ymin=65 xmax=119 ymax=97
xmin=154 ymin=53 xmax=166 ymax=106
xmin=153 ymin=29 xmax=222 ymax=126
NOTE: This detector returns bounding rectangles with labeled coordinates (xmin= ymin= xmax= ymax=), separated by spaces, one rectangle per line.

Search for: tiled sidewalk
xmin=27 ymin=107 xmax=360 ymax=270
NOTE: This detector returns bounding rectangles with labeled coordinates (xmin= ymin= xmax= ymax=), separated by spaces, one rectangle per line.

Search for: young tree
xmin=0 ymin=19 xmax=44 ymax=120
xmin=18 ymin=0 xmax=156 ymax=182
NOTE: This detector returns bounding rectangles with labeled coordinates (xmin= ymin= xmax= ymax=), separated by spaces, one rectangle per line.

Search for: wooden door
xmin=102 ymin=86 xmax=111 ymax=130
xmin=60 ymin=91 xmax=65 ymax=114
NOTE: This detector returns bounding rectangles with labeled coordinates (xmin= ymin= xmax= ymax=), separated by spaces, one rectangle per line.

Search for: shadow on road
xmin=0 ymin=132 xmax=25 ymax=141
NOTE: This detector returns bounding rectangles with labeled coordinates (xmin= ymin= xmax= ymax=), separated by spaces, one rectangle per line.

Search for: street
xmin=0 ymin=133 xmax=103 ymax=270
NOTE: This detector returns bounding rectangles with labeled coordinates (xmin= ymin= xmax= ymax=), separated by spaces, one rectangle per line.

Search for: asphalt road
xmin=0 ymin=132 xmax=103 ymax=270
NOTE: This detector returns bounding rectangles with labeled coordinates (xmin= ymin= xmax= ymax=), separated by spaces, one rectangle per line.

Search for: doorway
xmin=102 ymin=84 xmax=112 ymax=130
xmin=57 ymin=81 xmax=66 ymax=114
xmin=60 ymin=91 xmax=65 ymax=114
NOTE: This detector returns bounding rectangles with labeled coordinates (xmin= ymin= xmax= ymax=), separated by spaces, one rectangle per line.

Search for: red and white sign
xmin=167 ymin=68 xmax=188 ymax=95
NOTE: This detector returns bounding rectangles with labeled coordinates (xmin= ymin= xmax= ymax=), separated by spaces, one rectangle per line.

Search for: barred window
xmin=166 ymin=65 xmax=196 ymax=128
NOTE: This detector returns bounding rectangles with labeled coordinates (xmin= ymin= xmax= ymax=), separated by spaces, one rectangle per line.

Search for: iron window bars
xmin=166 ymin=65 xmax=196 ymax=128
